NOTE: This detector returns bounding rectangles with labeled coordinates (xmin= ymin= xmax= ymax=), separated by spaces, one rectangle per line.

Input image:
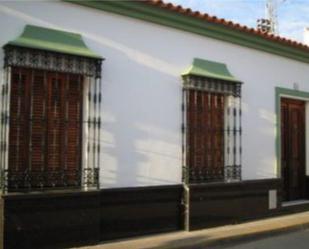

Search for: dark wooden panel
xmin=305 ymin=176 xmax=309 ymax=199
xmin=187 ymin=179 xmax=282 ymax=230
xmin=3 ymin=191 xmax=100 ymax=249
xmin=100 ymin=185 xmax=183 ymax=241
xmin=1 ymin=185 xmax=183 ymax=248
xmin=0 ymin=198 xmax=3 ymax=249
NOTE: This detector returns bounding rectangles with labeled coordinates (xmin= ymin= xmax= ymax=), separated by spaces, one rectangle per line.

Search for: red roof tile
xmin=144 ymin=0 xmax=309 ymax=52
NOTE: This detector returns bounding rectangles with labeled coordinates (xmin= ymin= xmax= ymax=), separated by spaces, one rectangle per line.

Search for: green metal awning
xmin=182 ymin=58 xmax=240 ymax=83
xmin=4 ymin=25 xmax=102 ymax=59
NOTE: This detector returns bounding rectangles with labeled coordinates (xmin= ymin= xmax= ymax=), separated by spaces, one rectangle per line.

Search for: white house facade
xmin=0 ymin=1 xmax=309 ymax=248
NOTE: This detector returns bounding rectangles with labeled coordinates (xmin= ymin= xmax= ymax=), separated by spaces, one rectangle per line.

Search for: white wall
xmin=1 ymin=1 xmax=309 ymax=188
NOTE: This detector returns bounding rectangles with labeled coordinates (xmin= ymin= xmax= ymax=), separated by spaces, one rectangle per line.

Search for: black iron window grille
xmin=0 ymin=45 xmax=103 ymax=193
xmin=182 ymin=75 xmax=242 ymax=184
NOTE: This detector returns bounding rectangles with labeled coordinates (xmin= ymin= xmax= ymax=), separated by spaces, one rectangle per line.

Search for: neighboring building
xmin=0 ymin=1 xmax=309 ymax=248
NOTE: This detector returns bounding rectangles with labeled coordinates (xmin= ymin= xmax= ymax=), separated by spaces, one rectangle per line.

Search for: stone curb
xmin=79 ymin=212 xmax=309 ymax=249
xmin=193 ymin=221 xmax=309 ymax=249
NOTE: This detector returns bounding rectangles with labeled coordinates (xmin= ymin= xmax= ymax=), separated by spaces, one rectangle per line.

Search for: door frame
xmin=276 ymin=87 xmax=309 ymax=182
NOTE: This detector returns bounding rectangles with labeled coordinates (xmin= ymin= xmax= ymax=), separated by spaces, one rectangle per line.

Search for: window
xmin=182 ymin=59 xmax=242 ymax=183
xmin=0 ymin=25 xmax=103 ymax=192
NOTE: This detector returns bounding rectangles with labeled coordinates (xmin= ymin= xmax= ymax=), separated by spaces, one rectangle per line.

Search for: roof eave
xmin=65 ymin=0 xmax=309 ymax=64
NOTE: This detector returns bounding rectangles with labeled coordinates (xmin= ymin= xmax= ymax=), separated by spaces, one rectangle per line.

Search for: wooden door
xmin=281 ymin=98 xmax=306 ymax=201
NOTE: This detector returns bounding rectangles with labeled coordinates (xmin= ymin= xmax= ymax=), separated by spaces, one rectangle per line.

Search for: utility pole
xmin=265 ymin=0 xmax=278 ymax=34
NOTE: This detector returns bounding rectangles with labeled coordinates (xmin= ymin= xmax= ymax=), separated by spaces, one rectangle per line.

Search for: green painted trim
xmin=5 ymin=24 xmax=102 ymax=59
xmin=275 ymin=87 xmax=309 ymax=177
xmin=65 ymin=1 xmax=309 ymax=64
xmin=182 ymin=58 xmax=240 ymax=83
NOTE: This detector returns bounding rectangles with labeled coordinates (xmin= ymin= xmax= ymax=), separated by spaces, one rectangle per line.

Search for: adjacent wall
xmin=1 ymin=1 xmax=309 ymax=188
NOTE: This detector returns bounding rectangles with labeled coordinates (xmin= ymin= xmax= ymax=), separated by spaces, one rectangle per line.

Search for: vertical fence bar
xmin=234 ymin=96 xmax=239 ymax=180
xmin=233 ymin=96 xmax=237 ymax=173
xmin=64 ymin=74 xmax=69 ymax=174
xmin=96 ymin=77 xmax=102 ymax=188
xmin=52 ymin=72 xmax=58 ymax=180
xmin=90 ymin=76 xmax=95 ymax=184
xmin=3 ymin=66 xmax=11 ymax=192
xmin=203 ymin=86 xmax=208 ymax=181
xmin=43 ymin=70 xmax=48 ymax=181
xmin=225 ymin=95 xmax=231 ymax=180
xmin=181 ymin=87 xmax=186 ymax=183
xmin=86 ymin=75 xmax=93 ymax=188
xmin=238 ymin=93 xmax=242 ymax=180
xmin=82 ymin=76 xmax=90 ymax=188
xmin=15 ymin=68 xmax=22 ymax=173
xmin=0 ymin=82 xmax=3 ymax=190
xmin=87 ymin=76 xmax=91 ymax=173
xmin=185 ymin=85 xmax=190 ymax=184
xmin=199 ymin=88 xmax=203 ymax=180
xmin=233 ymin=97 xmax=239 ymax=174
xmin=0 ymin=71 xmax=5 ymax=182
xmin=28 ymin=69 xmax=34 ymax=177
xmin=210 ymin=92 xmax=215 ymax=180
xmin=76 ymin=74 xmax=82 ymax=186
xmin=41 ymin=70 xmax=47 ymax=188
xmin=93 ymin=74 xmax=97 ymax=185
xmin=192 ymin=90 xmax=197 ymax=181
xmin=219 ymin=94 xmax=225 ymax=180
xmin=0 ymin=67 xmax=7 ymax=191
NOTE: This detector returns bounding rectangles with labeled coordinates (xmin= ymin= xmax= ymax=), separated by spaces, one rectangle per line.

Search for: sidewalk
xmin=78 ymin=211 xmax=309 ymax=249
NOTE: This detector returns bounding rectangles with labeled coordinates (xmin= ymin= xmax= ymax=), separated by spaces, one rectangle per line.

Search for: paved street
xmin=212 ymin=229 xmax=309 ymax=249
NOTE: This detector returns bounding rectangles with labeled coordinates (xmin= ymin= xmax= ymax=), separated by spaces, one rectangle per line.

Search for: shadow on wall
xmin=99 ymin=57 xmax=182 ymax=187
xmin=94 ymin=35 xmax=182 ymax=188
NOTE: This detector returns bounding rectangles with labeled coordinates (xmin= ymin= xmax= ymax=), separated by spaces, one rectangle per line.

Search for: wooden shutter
xmin=31 ymin=71 xmax=46 ymax=172
xmin=9 ymin=68 xmax=30 ymax=173
xmin=187 ymin=90 xmax=225 ymax=182
xmin=66 ymin=75 xmax=83 ymax=184
xmin=8 ymin=67 xmax=83 ymax=189
xmin=47 ymin=75 xmax=63 ymax=172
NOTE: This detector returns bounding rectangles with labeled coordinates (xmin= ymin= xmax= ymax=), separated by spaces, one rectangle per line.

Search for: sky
xmin=168 ymin=0 xmax=309 ymax=43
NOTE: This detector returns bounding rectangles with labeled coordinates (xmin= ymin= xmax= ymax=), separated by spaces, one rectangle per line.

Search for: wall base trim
xmin=3 ymin=178 xmax=309 ymax=248
xmin=185 ymin=178 xmax=282 ymax=231
xmin=0 ymin=184 xmax=183 ymax=249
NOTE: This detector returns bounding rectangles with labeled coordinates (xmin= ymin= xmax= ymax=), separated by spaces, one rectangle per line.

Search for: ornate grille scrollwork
xmin=183 ymin=75 xmax=242 ymax=98
xmin=4 ymin=46 xmax=102 ymax=78
xmin=2 ymin=168 xmax=99 ymax=192
xmin=182 ymin=75 xmax=242 ymax=184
